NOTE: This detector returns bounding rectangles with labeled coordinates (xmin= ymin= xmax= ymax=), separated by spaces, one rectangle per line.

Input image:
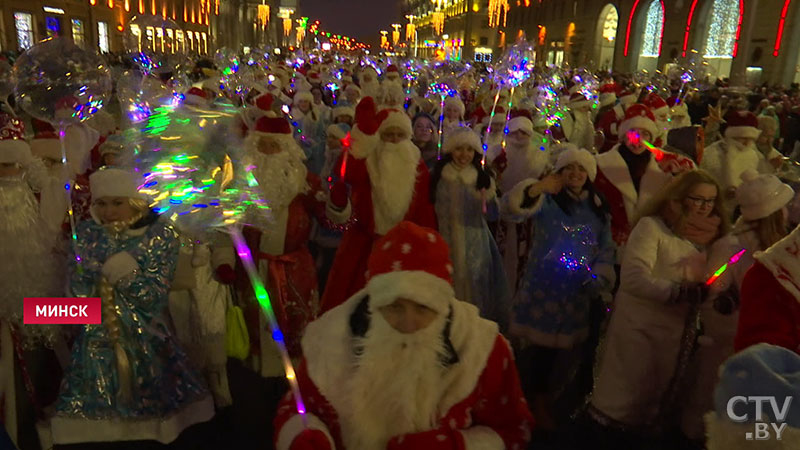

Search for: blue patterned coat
xmin=51 ymin=218 xmax=213 ymax=444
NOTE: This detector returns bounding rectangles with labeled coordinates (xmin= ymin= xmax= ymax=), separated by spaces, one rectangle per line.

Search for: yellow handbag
xmin=225 ymin=290 xmax=250 ymax=360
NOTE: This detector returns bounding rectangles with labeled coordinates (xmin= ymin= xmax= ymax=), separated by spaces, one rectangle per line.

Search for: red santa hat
xmin=554 ymin=146 xmax=597 ymax=181
xmin=724 ymin=110 xmax=761 ymax=140
xmin=619 ymin=89 xmax=637 ymax=106
xmin=643 ymin=93 xmax=669 ymax=117
xmin=201 ymin=78 xmax=221 ymax=96
xmin=29 ymin=125 xmax=61 ymax=161
xmin=184 ymin=87 xmax=209 ymax=106
xmin=364 ymin=221 xmax=455 ymax=315
xmin=248 ymin=115 xmax=305 ymax=160
xmin=385 ymin=64 xmax=400 ymax=74
xmin=443 ymin=127 xmax=482 ymax=154
xmin=618 ymin=103 xmax=659 ymax=139
xmin=599 ymin=83 xmax=618 ymax=108
xmin=444 ymin=96 xmax=465 ymax=116
xmin=307 ymin=71 xmax=321 ymax=84
xmin=377 ymin=108 xmax=413 ymax=137
xmin=0 ymin=114 xmax=31 ymax=164
xmin=255 ymin=93 xmax=277 ymax=115
xmin=568 ymin=92 xmax=591 ymax=109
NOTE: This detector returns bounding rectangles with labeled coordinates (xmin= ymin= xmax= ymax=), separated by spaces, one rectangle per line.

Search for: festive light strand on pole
xmin=437 ymin=94 xmax=445 ymax=161
xmin=60 ymin=128 xmax=83 ymax=270
xmin=481 ymin=88 xmax=503 ymax=168
xmin=706 ymin=249 xmax=747 ymax=286
xmin=499 ymin=86 xmax=514 ymax=154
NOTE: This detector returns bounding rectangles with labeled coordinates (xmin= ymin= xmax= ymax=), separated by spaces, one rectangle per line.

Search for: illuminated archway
xmin=701 ymin=0 xmax=741 ymax=78
xmin=594 ymin=4 xmax=619 ymax=70
xmin=635 ymin=0 xmax=664 ymax=72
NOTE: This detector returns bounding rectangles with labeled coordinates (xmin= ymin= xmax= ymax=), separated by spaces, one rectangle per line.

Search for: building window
xmin=14 ymin=12 xmax=34 ymax=50
xmin=97 ymin=21 xmax=110 ymax=53
xmin=704 ymin=0 xmax=738 ymax=57
xmin=640 ymin=0 xmax=663 ymax=57
xmin=176 ymin=30 xmax=185 ymax=53
xmin=602 ymin=6 xmax=618 ymax=42
xmin=45 ymin=17 xmax=61 ymax=37
xmin=71 ymin=19 xmax=85 ymax=48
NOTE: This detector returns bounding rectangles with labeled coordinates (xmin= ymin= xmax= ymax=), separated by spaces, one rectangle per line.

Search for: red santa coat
xmin=274 ymin=295 xmax=534 ymax=450
xmin=735 ymin=226 xmax=800 ymax=354
xmin=594 ymin=104 xmax=625 ymax=153
xmin=320 ymin=148 xmax=437 ymax=313
xmin=234 ymin=173 xmax=339 ymax=360
xmin=593 ymin=145 xmax=682 ymax=256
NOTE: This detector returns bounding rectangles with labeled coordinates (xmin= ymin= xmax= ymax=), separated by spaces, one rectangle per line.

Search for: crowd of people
xmin=2 ymin=52 xmax=800 ymax=450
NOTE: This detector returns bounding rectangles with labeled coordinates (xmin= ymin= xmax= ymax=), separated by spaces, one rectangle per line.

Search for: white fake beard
xmin=728 ymin=138 xmax=758 ymax=154
xmin=39 ymin=165 xmax=71 ymax=232
xmin=366 ymin=140 xmax=419 ymax=234
xmin=361 ymin=81 xmax=381 ymax=99
xmin=0 ymin=177 xmax=61 ymax=330
xmin=250 ymin=149 xmax=308 ymax=209
xmin=339 ymin=312 xmax=448 ymax=450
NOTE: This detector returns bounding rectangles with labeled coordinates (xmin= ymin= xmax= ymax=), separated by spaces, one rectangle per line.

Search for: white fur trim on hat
xmin=507 ymin=116 xmax=534 ymax=134
xmin=555 ymin=146 xmax=597 ymax=181
xmin=89 ymin=168 xmax=145 ymax=200
xmin=366 ymin=270 xmax=455 ymax=315
xmin=599 ymin=92 xmax=617 ymax=108
xmin=378 ymin=109 xmax=413 ymax=137
xmin=0 ymin=139 xmax=32 ymax=164
xmin=293 ymin=91 xmax=314 ymax=105
xmin=30 ymin=138 xmax=62 ymax=161
xmin=737 ymin=169 xmax=795 ymax=221
xmin=444 ymin=96 xmax=465 ymax=116
xmin=332 ymin=105 xmax=355 ymax=119
xmin=443 ymin=127 xmax=482 ymax=154
xmin=245 ymin=131 xmax=306 ymax=161
xmin=725 ymin=125 xmax=762 ymax=140
xmin=619 ymin=92 xmax=637 ymax=105
xmin=618 ymin=115 xmax=658 ymax=140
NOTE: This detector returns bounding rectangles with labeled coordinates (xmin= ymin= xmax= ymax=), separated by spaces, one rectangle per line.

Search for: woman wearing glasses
xmin=680 ymin=170 xmax=795 ymax=442
xmin=588 ymin=170 xmax=729 ymax=447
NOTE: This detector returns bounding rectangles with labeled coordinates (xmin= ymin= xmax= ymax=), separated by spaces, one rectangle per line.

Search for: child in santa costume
xmin=589 ymin=170 xmax=728 ymax=445
xmin=0 ymin=114 xmax=63 ymax=448
xmin=594 ymin=104 xmax=695 ymax=258
xmin=274 ymin=221 xmax=534 ymax=450
xmin=429 ymin=127 xmax=510 ymax=329
xmin=705 ymin=343 xmax=800 ymax=449
xmin=47 ymin=167 xmax=214 ymax=446
xmin=679 ymin=169 xmax=795 ymax=442
xmin=320 ymin=97 xmax=437 ymax=312
xmin=505 ymin=146 xmax=615 ymax=428
xmin=734 ymin=221 xmax=800 ymax=354
xmin=441 ymin=96 xmax=466 ymax=137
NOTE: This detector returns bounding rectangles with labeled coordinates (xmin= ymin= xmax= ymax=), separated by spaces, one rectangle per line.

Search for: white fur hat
xmin=507 ymin=116 xmax=534 ymax=135
xmin=443 ymin=127 xmax=482 ymax=154
xmin=29 ymin=135 xmax=61 ymax=161
xmin=293 ymin=90 xmax=314 ymax=105
xmin=444 ymin=96 xmax=465 ymax=116
xmin=377 ymin=109 xmax=413 ymax=137
xmin=554 ymin=145 xmax=597 ymax=182
xmin=89 ymin=167 xmax=146 ymax=200
xmin=736 ymin=169 xmax=794 ymax=221
xmin=332 ymin=105 xmax=355 ymax=120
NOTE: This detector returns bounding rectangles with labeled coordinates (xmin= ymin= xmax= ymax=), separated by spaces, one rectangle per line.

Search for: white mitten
xmin=102 ymin=252 xmax=139 ymax=284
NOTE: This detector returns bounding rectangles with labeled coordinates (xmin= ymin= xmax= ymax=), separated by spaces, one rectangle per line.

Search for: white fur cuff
xmin=460 ymin=426 xmax=505 ymax=450
xmin=325 ymin=198 xmax=352 ymax=224
xmin=503 ymin=178 xmax=544 ymax=217
xmin=275 ymin=414 xmax=335 ymax=450
xmin=102 ymin=252 xmax=140 ymax=284
xmin=350 ymin=125 xmax=378 ymax=160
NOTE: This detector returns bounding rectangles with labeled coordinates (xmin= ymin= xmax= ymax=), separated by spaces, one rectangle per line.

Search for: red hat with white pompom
xmin=599 ymin=83 xmax=618 ymax=107
xmin=619 ymin=89 xmax=637 ymax=106
xmin=247 ymin=115 xmax=306 ymax=160
xmin=184 ymin=87 xmax=209 ymax=106
xmin=365 ymin=221 xmax=454 ymax=315
xmin=644 ymin=93 xmax=669 ymax=117
xmin=724 ymin=110 xmax=761 ymax=140
xmin=29 ymin=121 xmax=61 ymax=161
xmin=618 ymin=103 xmax=659 ymax=140
xmin=0 ymin=114 xmax=31 ymax=164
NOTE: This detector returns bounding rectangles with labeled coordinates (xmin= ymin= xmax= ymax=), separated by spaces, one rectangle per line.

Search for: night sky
xmin=301 ymin=0 xmax=403 ymax=47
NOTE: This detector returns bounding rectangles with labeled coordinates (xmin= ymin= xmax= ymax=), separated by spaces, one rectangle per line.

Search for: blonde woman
xmin=49 ymin=168 xmax=213 ymax=446
xmin=589 ymin=170 xmax=729 ymax=446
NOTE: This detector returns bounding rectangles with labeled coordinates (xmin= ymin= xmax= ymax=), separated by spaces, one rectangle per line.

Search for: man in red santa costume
xmin=383 ymin=64 xmax=402 ymax=84
xmin=320 ymin=97 xmax=437 ymax=312
xmin=274 ymin=221 xmax=534 ymax=450
xmin=734 ymin=223 xmax=800 ymax=354
xmin=215 ymin=115 xmax=350 ymax=377
xmin=594 ymin=88 xmax=637 ymax=153
xmin=594 ymin=104 xmax=694 ymax=255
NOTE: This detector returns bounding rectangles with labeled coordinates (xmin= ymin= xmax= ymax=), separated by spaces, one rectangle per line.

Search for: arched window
xmin=641 ymin=0 xmax=664 ymax=57
xmin=704 ymin=0 xmax=739 ymax=57
xmin=602 ymin=6 xmax=619 ymax=42
xmin=596 ymin=4 xmax=618 ymax=70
